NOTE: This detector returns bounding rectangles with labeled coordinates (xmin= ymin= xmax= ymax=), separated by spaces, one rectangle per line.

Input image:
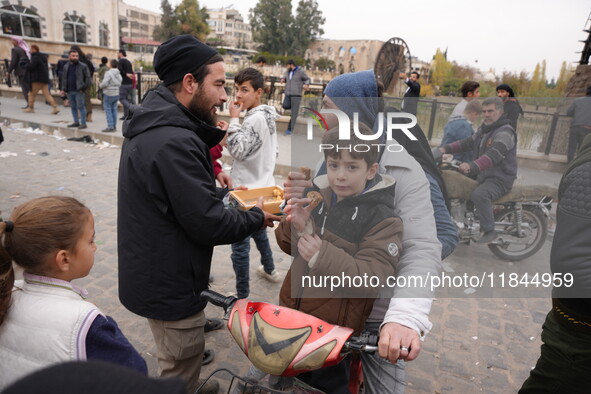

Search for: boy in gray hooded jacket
xmin=99 ymin=59 xmax=122 ymax=132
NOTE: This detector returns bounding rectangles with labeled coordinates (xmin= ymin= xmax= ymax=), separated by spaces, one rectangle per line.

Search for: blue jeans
xmin=231 ymin=228 xmax=274 ymax=299
xmin=426 ymin=173 xmax=459 ymax=260
xmin=67 ymin=91 xmax=86 ymax=125
xmin=103 ymin=95 xmax=119 ymax=128
xmin=360 ymin=322 xmax=406 ymax=394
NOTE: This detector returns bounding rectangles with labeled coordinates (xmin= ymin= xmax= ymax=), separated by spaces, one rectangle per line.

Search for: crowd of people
xmin=1 ymin=34 xmax=590 ymax=394
xmin=5 ymin=36 xmax=136 ymax=133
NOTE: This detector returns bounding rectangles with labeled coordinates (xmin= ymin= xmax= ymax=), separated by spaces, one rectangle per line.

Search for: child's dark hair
xmin=321 ymin=122 xmax=379 ymax=167
xmin=234 ymin=67 xmax=264 ymax=91
xmin=110 ymin=59 xmax=118 ymax=68
xmin=0 ymin=196 xmax=90 ymax=326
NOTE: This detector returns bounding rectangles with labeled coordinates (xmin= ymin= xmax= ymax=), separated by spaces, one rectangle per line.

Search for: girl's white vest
xmin=0 ymin=274 xmax=101 ymax=389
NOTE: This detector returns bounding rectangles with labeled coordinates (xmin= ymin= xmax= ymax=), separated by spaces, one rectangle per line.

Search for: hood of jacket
xmin=122 ymin=84 xmax=225 ymax=149
xmin=106 ymin=68 xmax=122 ymax=82
xmin=311 ymin=173 xmax=396 ymax=212
xmin=245 ymin=104 xmax=280 ymax=135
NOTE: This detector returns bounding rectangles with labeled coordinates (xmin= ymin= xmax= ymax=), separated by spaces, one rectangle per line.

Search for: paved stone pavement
xmin=0 ymin=125 xmax=554 ymax=393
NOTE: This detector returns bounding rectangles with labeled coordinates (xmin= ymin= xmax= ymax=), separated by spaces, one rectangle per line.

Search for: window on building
xmin=226 ymin=22 xmax=232 ymax=27
xmin=140 ymin=13 xmax=148 ymax=21
xmin=129 ymin=10 xmax=139 ymax=19
xmin=0 ymin=4 xmax=41 ymax=38
xmin=99 ymin=22 xmax=108 ymax=47
xmin=63 ymin=13 xmax=87 ymax=43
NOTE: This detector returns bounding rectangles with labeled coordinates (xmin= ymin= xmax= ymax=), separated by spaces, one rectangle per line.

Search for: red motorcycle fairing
xmin=227 ymin=299 xmax=354 ymax=377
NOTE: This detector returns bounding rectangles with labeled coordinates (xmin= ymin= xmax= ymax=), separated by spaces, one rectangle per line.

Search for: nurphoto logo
xmin=304 ymin=108 xmax=418 ymax=153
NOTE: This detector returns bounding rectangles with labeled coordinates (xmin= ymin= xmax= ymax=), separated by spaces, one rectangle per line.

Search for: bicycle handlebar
xmin=344 ymin=331 xmax=379 ymax=354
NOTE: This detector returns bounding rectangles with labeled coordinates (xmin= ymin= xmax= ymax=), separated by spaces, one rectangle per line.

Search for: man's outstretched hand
xmin=256 ymin=197 xmax=281 ymax=228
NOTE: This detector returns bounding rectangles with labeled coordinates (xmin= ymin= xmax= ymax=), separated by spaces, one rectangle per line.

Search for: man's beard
xmin=188 ymin=88 xmax=217 ymax=126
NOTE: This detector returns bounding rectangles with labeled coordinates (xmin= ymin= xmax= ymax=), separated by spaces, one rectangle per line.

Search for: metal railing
xmin=1 ymin=60 xmax=574 ymax=157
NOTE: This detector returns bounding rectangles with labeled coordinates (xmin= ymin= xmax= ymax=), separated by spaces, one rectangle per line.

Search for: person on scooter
xmin=284 ymin=70 xmax=452 ymax=394
xmin=439 ymin=96 xmax=517 ymax=244
xmin=277 ymin=125 xmax=404 ymax=393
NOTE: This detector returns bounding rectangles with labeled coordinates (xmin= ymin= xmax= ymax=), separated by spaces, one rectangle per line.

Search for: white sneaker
xmin=257 ymin=265 xmax=282 ymax=283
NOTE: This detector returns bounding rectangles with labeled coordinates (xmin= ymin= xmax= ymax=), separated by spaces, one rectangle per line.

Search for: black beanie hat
xmin=154 ymin=34 xmax=218 ymax=86
xmin=496 ymin=83 xmax=515 ymax=97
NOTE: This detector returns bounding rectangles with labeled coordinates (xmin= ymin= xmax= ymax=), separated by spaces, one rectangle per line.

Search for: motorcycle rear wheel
xmin=488 ymin=206 xmax=548 ymax=261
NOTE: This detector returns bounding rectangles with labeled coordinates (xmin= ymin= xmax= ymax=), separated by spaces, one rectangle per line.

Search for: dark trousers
xmin=119 ymin=84 xmax=133 ymax=117
xmin=284 ymin=95 xmax=302 ymax=132
xmin=231 ymin=228 xmax=274 ymax=299
xmin=298 ymin=355 xmax=351 ymax=394
xmin=471 ymin=178 xmax=510 ymax=233
xmin=567 ymin=125 xmax=591 ymax=162
xmin=519 ymin=311 xmax=591 ymax=393
xmin=18 ymin=74 xmax=30 ymax=105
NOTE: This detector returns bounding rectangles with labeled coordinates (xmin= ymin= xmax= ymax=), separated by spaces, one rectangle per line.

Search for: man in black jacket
xmin=23 ymin=44 xmax=59 ymax=114
xmin=117 ymin=35 xmax=279 ymax=394
xmin=7 ymin=37 xmax=30 ymax=108
xmin=400 ymin=71 xmax=421 ymax=116
xmin=519 ymin=134 xmax=591 ymax=393
xmin=60 ymin=50 xmax=91 ymax=129
xmin=117 ymin=49 xmax=134 ymax=119
xmin=496 ymin=83 xmax=523 ymax=131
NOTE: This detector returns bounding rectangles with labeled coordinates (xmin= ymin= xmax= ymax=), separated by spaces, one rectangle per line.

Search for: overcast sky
xmin=122 ymin=0 xmax=591 ymax=80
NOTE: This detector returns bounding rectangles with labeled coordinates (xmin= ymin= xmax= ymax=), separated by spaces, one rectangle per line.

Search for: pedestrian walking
xmin=280 ymin=59 xmax=310 ymax=135
xmin=7 ymin=36 xmax=31 ymax=108
xmin=23 ymin=44 xmax=59 ymax=115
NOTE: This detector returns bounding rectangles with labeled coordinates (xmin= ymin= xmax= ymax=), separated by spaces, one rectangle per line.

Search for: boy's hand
xmin=235 ymin=185 xmax=248 ymax=191
xmin=219 ymin=131 xmax=229 ymax=148
xmin=229 ymin=101 xmax=244 ymax=118
xmin=298 ymin=233 xmax=321 ymax=261
xmin=216 ymin=172 xmax=232 ymax=189
xmin=285 ymin=197 xmax=314 ymax=233
xmin=217 ymin=120 xmax=229 ymax=131
xmin=284 ymin=172 xmax=312 ymax=201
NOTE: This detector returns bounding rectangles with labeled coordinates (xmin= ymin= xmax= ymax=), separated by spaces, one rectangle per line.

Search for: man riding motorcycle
xmin=438 ymin=97 xmax=517 ymax=244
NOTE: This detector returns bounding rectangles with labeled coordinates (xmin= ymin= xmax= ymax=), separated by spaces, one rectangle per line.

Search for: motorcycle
xmin=197 ymin=290 xmax=379 ymax=394
xmin=439 ymin=158 xmax=556 ymax=261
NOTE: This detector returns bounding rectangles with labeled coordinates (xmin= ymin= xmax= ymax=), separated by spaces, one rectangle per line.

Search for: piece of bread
xmin=299 ymin=166 xmax=312 ymax=180
xmin=306 ymin=191 xmax=323 ymax=209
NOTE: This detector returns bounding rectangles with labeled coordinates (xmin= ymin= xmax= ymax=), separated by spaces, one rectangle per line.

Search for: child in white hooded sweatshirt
xmin=226 ymin=67 xmax=281 ymax=299
xmin=99 ymin=59 xmax=122 ymax=132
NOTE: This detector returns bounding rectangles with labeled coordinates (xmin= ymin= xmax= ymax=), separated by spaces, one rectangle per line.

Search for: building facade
xmin=306 ymin=39 xmax=384 ymax=75
xmin=0 ymin=0 xmax=119 ymax=64
xmin=118 ymin=0 xmax=161 ymax=57
xmin=206 ymin=7 xmax=253 ymax=49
